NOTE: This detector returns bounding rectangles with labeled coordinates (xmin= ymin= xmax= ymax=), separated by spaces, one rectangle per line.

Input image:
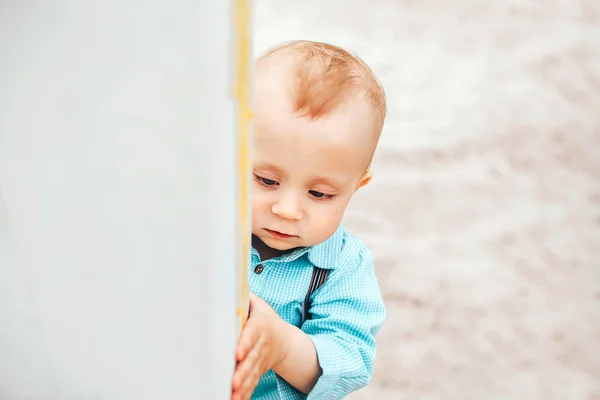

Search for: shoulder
xmin=317 ymin=227 xmax=380 ymax=300
xmin=306 ymin=227 xmax=386 ymax=334
xmin=307 ymin=224 xmax=373 ymax=273
xmin=335 ymin=227 xmax=374 ymax=273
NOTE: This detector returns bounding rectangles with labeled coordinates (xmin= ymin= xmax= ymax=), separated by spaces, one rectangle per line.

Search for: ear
xmin=356 ymin=169 xmax=373 ymax=190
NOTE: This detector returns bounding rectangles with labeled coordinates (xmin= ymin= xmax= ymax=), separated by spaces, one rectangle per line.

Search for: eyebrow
xmin=309 ymin=176 xmax=345 ymax=191
xmin=253 ymin=162 xmax=285 ymax=175
xmin=253 ymin=163 xmax=347 ymax=190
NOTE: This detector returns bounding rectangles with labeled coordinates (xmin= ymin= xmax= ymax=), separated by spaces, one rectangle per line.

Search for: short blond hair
xmin=257 ymin=40 xmax=387 ymax=129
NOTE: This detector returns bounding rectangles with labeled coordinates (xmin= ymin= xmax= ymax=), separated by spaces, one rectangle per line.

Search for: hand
xmin=231 ymin=293 xmax=289 ymax=400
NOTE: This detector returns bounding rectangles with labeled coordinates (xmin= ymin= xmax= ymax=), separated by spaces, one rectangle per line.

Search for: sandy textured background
xmin=254 ymin=1 xmax=600 ymax=399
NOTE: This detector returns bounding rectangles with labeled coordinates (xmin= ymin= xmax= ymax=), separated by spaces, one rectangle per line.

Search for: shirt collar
xmin=306 ymin=224 xmax=344 ymax=269
xmin=251 ymin=225 xmax=344 ymax=270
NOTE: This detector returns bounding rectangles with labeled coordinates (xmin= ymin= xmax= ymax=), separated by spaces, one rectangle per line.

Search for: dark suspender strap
xmin=301 ymin=267 xmax=330 ymax=325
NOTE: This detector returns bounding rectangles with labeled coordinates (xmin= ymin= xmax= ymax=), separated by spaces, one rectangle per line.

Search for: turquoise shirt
xmin=250 ymin=225 xmax=386 ymax=400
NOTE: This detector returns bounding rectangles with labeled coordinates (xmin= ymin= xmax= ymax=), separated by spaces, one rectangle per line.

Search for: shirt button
xmin=254 ymin=264 xmax=264 ymax=274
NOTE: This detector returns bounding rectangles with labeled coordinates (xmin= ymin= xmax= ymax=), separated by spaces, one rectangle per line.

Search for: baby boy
xmin=232 ymin=40 xmax=387 ymax=400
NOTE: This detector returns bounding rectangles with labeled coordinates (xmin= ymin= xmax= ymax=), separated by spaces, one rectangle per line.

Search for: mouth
xmin=265 ymin=229 xmax=297 ymax=240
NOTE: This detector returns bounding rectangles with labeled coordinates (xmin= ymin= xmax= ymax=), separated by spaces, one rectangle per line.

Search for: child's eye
xmin=309 ymin=190 xmax=335 ymax=200
xmin=254 ymin=174 xmax=278 ymax=186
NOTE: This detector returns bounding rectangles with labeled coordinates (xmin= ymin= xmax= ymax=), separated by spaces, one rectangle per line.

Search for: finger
xmin=231 ymin=366 xmax=244 ymax=392
xmin=243 ymin=366 xmax=263 ymax=400
xmin=235 ymin=324 xmax=259 ymax=362
xmin=247 ymin=293 xmax=254 ymax=315
xmin=237 ymin=370 xmax=261 ymax=400
xmin=237 ymin=338 xmax=263 ymax=384
xmin=233 ymin=368 xmax=261 ymax=400
xmin=233 ymin=336 xmax=263 ymax=391
xmin=237 ymin=345 xmax=265 ymax=398
xmin=249 ymin=292 xmax=259 ymax=303
xmin=231 ymin=390 xmax=244 ymax=400
xmin=248 ymin=293 xmax=265 ymax=310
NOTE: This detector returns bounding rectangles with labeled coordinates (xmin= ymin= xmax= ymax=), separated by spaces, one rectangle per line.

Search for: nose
xmin=271 ymin=191 xmax=303 ymax=221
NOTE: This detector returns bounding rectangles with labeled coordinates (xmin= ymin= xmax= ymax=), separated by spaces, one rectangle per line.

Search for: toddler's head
xmin=252 ymin=40 xmax=386 ymax=252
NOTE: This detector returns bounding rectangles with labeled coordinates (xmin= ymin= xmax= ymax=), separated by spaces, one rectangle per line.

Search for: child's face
xmin=252 ymin=71 xmax=379 ymax=252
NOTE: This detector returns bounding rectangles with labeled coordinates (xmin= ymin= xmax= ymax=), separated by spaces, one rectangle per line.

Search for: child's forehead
xmin=254 ymin=98 xmax=378 ymax=176
xmin=256 ymin=95 xmax=378 ymax=148
xmin=253 ymin=130 xmax=371 ymax=184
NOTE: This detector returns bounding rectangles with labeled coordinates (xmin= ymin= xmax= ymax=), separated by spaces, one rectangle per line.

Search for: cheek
xmin=309 ymin=201 xmax=348 ymax=235
xmin=251 ymin=186 xmax=270 ymax=214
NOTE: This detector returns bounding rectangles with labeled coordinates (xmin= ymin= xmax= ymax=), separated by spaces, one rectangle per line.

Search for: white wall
xmin=0 ymin=1 xmax=248 ymax=399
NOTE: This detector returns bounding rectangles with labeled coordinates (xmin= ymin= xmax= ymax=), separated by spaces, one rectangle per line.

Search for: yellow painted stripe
xmin=233 ymin=0 xmax=252 ymax=327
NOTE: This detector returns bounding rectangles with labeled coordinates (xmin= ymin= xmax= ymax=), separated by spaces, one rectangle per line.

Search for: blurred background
xmin=255 ymin=1 xmax=600 ymax=399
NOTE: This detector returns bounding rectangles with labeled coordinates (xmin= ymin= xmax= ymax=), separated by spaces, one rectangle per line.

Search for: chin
xmin=264 ymin=238 xmax=296 ymax=250
xmin=255 ymin=234 xmax=298 ymax=249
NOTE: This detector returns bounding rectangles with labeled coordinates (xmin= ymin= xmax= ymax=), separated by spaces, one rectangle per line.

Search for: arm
xmin=231 ymin=294 xmax=323 ymax=399
xmin=232 ymin=251 xmax=385 ymax=400
xmin=299 ymin=251 xmax=386 ymax=399
xmin=269 ymin=250 xmax=386 ymax=398
xmin=271 ymin=322 xmax=321 ymax=394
